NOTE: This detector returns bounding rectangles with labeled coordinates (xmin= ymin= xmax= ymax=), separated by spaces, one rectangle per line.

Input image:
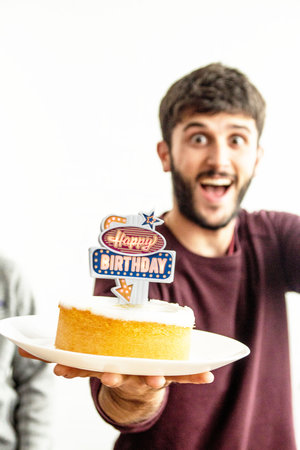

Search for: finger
xmin=18 ymin=347 xmax=48 ymax=362
xmin=53 ymin=364 xmax=103 ymax=379
xmin=101 ymin=372 xmax=126 ymax=387
xmin=165 ymin=372 xmax=214 ymax=384
xmin=144 ymin=375 xmax=167 ymax=389
xmin=54 ymin=364 xmax=80 ymax=377
xmin=18 ymin=347 xmax=37 ymax=358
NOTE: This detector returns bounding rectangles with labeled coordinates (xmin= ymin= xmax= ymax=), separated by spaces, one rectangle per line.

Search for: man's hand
xmin=18 ymin=347 xmax=214 ymax=387
xmin=53 ymin=363 xmax=214 ymax=386
xmin=53 ymin=361 xmax=214 ymax=425
xmin=18 ymin=347 xmax=214 ymax=425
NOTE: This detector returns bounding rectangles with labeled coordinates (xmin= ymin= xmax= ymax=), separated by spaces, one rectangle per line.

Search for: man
xmin=0 ymin=255 xmax=53 ymax=449
xmin=25 ymin=63 xmax=300 ymax=449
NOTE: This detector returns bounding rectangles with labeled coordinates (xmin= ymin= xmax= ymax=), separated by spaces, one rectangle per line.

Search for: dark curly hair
xmin=159 ymin=63 xmax=266 ymax=147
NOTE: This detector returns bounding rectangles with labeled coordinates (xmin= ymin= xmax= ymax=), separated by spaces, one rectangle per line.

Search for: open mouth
xmin=199 ymin=177 xmax=234 ymax=198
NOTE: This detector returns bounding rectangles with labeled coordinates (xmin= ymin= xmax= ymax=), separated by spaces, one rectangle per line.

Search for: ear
xmin=157 ymin=141 xmax=171 ymax=172
xmin=253 ymin=145 xmax=264 ymax=176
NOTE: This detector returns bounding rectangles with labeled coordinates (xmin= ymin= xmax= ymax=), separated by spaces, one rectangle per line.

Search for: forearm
xmin=99 ymin=384 xmax=166 ymax=425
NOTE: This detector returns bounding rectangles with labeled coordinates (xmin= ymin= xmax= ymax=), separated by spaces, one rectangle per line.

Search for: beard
xmin=170 ymin=158 xmax=253 ymax=231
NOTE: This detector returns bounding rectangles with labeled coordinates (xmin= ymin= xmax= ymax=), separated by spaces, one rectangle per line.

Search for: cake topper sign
xmin=89 ymin=211 xmax=176 ymax=304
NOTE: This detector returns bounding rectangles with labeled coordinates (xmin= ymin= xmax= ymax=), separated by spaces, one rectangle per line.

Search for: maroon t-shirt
xmin=91 ymin=210 xmax=300 ymax=450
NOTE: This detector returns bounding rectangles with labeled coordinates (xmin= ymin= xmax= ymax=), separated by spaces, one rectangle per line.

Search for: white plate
xmin=0 ymin=315 xmax=250 ymax=376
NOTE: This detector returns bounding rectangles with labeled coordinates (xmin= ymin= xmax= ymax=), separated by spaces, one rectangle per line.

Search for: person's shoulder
xmin=0 ymin=255 xmax=24 ymax=314
xmin=0 ymin=253 xmax=22 ymax=279
xmin=0 ymin=254 xmax=35 ymax=315
xmin=238 ymin=209 xmax=300 ymax=234
xmin=240 ymin=209 xmax=299 ymax=222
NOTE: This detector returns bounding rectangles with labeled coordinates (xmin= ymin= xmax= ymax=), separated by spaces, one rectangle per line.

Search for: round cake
xmin=55 ymin=297 xmax=195 ymax=360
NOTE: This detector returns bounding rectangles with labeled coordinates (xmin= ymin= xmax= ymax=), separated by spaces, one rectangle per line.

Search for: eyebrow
xmin=183 ymin=122 xmax=207 ymax=131
xmin=183 ymin=122 xmax=251 ymax=133
xmin=230 ymin=124 xmax=251 ymax=133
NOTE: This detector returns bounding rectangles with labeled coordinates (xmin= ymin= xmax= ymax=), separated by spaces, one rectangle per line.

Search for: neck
xmin=164 ymin=208 xmax=236 ymax=257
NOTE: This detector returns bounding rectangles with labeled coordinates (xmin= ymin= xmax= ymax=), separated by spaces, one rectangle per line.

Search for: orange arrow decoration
xmin=112 ymin=278 xmax=133 ymax=303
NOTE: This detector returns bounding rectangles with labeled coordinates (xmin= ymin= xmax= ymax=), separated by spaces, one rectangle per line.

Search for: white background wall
xmin=0 ymin=0 xmax=300 ymax=448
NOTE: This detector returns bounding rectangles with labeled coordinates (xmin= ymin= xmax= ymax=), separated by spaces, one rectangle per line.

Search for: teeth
xmin=200 ymin=178 xmax=232 ymax=187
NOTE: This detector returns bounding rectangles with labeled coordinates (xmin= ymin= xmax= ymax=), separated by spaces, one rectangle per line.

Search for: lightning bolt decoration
xmin=111 ymin=279 xmax=133 ymax=303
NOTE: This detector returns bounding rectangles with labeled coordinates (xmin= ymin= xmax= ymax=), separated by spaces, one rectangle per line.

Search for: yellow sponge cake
xmin=55 ymin=297 xmax=195 ymax=360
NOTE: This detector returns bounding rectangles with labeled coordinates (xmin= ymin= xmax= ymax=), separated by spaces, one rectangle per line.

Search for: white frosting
xmin=59 ymin=296 xmax=195 ymax=328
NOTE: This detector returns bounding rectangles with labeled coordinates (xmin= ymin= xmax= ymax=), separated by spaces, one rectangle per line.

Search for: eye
xmin=230 ymin=135 xmax=246 ymax=146
xmin=190 ymin=134 xmax=208 ymax=145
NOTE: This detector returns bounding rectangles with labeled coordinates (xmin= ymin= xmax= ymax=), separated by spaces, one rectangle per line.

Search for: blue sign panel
xmin=89 ymin=247 xmax=175 ymax=283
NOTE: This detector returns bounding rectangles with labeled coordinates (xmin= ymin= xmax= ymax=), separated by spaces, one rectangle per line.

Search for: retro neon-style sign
xmin=89 ymin=211 xmax=176 ymax=304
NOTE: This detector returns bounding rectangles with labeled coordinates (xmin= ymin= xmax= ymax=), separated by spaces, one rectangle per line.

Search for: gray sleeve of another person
xmin=0 ymin=256 xmax=54 ymax=450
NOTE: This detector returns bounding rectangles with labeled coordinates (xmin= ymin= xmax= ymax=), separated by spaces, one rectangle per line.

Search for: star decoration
xmin=141 ymin=211 xmax=164 ymax=229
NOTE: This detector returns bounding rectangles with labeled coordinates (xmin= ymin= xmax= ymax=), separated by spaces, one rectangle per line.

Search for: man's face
xmin=159 ymin=112 xmax=263 ymax=230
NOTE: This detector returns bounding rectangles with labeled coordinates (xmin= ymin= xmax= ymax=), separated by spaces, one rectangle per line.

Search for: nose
xmin=206 ymin=139 xmax=230 ymax=169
